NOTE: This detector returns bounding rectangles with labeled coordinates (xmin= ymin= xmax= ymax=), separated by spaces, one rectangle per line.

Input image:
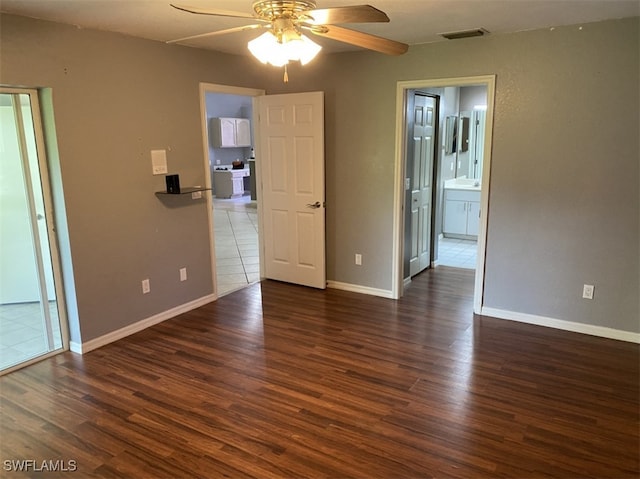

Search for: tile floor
xmin=0 ymin=301 xmax=63 ymax=371
xmin=437 ymin=236 xmax=478 ymax=269
xmin=213 ymin=195 xmax=261 ymax=296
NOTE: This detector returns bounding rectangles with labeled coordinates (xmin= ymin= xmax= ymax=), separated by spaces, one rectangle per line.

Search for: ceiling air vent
xmin=440 ymin=28 xmax=489 ymax=40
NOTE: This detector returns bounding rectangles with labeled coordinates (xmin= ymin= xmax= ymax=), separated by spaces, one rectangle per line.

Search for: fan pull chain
xmin=284 ymin=64 xmax=289 ymax=83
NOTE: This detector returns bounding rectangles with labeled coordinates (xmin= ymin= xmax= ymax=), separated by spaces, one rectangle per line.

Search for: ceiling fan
xmin=168 ymin=1 xmax=408 ymax=79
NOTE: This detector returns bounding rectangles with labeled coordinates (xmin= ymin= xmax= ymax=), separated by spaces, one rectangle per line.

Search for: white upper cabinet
xmin=211 ymin=117 xmax=251 ymax=148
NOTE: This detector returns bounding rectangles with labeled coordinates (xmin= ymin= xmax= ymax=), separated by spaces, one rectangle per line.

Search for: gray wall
xmin=2 ymin=13 xmax=638 ymax=341
xmin=262 ymin=17 xmax=639 ymax=334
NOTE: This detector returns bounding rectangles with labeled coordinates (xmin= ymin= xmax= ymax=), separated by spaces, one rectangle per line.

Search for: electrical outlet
xmin=142 ymin=278 xmax=150 ymax=294
xmin=180 ymin=267 xmax=187 ymax=282
xmin=355 ymin=253 xmax=362 ymax=266
xmin=582 ymin=284 xmax=594 ymax=300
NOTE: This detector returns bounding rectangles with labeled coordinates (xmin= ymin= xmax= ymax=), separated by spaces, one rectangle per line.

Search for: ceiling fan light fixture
xmin=287 ymin=33 xmax=322 ymax=65
xmin=248 ymin=29 xmax=321 ymax=66
xmin=248 ymin=31 xmax=287 ymax=66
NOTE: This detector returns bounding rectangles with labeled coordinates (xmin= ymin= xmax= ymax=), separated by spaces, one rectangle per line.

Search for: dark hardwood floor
xmin=1 ymin=267 xmax=638 ymax=478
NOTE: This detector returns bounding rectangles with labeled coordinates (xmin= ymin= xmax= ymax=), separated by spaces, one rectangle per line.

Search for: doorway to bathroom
xmin=393 ymin=75 xmax=496 ymax=313
xmin=437 ymin=87 xmax=487 ymax=270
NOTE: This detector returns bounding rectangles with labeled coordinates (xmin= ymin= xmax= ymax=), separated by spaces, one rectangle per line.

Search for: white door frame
xmin=198 ymin=83 xmax=265 ymax=298
xmin=392 ymin=75 xmax=496 ymax=313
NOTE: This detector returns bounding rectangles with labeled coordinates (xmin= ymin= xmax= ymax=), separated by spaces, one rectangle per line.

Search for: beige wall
xmin=1 ymin=13 xmax=638 ymax=344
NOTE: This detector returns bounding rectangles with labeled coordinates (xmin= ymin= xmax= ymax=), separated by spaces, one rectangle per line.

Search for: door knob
xmin=306 ymin=201 xmax=322 ymax=209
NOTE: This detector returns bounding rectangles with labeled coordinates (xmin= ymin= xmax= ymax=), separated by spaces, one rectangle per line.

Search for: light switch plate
xmin=151 ymin=149 xmax=168 ymax=175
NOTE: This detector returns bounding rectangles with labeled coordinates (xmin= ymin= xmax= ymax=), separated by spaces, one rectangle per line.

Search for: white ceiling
xmin=1 ymin=0 xmax=638 ymax=56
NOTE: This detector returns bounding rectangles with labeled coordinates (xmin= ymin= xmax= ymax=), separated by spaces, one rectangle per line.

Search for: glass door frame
xmin=1 ymin=87 xmax=69 ymax=374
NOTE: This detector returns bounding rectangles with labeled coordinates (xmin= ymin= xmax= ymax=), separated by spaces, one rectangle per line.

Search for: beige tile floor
xmin=438 ymin=237 xmax=478 ymax=269
xmin=213 ymin=195 xmax=261 ymax=296
xmin=0 ymin=301 xmax=63 ymax=371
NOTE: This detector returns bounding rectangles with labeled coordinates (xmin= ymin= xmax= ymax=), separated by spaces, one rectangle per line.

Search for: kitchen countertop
xmin=214 ymin=166 xmax=250 ymax=173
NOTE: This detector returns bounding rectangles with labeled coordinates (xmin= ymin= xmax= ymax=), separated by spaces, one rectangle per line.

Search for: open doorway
xmin=198 ymin=83 xmax=264 ymax=297
xmin=393 ymin=75 xmax=496 ymax=312
xmin=437 ymin=86 xmax=487 ymax=270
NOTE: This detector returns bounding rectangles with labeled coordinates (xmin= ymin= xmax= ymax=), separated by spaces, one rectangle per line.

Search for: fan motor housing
xmin=253 ymin=0 xmax=317 ymax=20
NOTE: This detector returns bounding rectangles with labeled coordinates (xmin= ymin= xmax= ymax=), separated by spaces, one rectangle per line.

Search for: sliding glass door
xmin=0 ymin=89 xmax=67 ymax=373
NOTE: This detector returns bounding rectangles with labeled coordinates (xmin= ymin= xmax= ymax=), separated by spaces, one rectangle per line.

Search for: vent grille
xmin=440 ymin=28 xmax=489 ymax=40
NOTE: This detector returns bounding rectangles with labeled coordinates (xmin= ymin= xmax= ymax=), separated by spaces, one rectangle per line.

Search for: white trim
xmin=481 ymin=307 xmax=640 ymax=344
xmin=198 ymin=83 xmax=265 ymax=298
xmin=393 ymin=75 xmax=496 ymax=312
xmin=69 ymin=294 xmax=216 ymax=354
xmin=327 ymin=281 xmax=394 ymax=299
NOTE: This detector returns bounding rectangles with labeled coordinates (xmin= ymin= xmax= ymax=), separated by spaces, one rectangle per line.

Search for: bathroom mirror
xmin=444 ymin=116 xmax=457 ymax=154
xmin=454 ymin=110 xmax=486 ymax=180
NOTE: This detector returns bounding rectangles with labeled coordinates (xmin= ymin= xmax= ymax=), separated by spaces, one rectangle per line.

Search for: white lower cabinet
xmin=213 ymin=168 xmax=250 ymax=198
xmin=466 ymin=201 xmax=481 ymax=236
xmin=443 ymin=189 xmax=481 ymax=238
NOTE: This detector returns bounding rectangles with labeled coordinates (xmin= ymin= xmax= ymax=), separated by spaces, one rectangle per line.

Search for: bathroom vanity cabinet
xmin=443 ymin=188 xmax=480 ymax=238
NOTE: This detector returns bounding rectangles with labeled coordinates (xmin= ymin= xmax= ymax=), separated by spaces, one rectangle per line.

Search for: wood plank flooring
xmin=1 ymin=267 xmax=638 ymax=478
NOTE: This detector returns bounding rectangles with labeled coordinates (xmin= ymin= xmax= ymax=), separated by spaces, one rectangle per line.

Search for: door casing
xmin=392 ymin=75 xmax=496 ymax=312
xmin=199 ymin=84 xmax=326 ymax=294
xmin=198 ymin=83 xmax=265 ymax=298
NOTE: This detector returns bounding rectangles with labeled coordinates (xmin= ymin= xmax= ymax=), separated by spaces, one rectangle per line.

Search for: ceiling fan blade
xmin=167 ymin=24 xmax=264 ymax=44
xmin=307 ymin=5 xmax=390 ymax=24
xmin=170 ymin=4 xmax=257 ymax=19
xmin=310 ymin=25 xmax=408 ymax=55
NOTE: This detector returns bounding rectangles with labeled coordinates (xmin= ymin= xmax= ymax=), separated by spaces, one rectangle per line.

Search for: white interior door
xmin=409 ymin=93 xmax=435 ymax=276
xmin=256 ymin=91 xmax=325 ymax=289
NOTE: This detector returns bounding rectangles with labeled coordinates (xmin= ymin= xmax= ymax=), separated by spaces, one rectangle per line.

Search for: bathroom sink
xmin=445 ymin=178 xmax=481 ymax=190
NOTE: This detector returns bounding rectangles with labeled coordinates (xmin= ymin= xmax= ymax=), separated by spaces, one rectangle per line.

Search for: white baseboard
xmin=70 ymin=294 xmax=216 ymax=354
xmin=327 ymin=281 xmax=394 ymax=299
xmin=481 ymin=307 xmax=640 ymax=344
